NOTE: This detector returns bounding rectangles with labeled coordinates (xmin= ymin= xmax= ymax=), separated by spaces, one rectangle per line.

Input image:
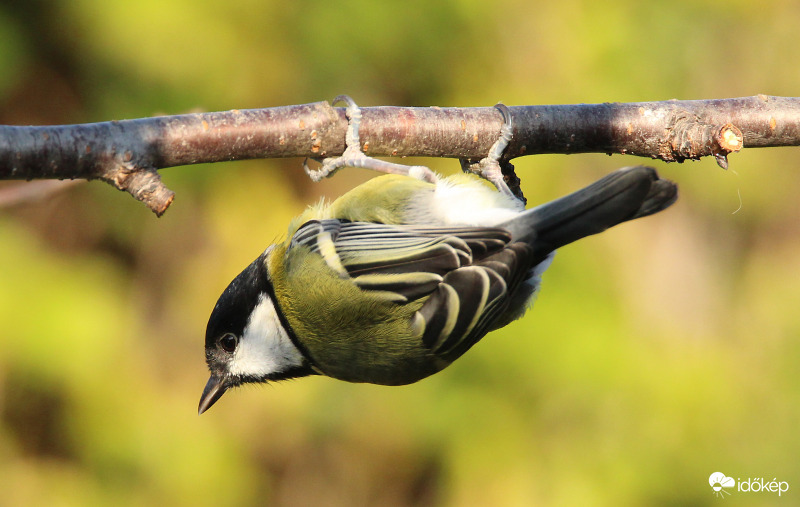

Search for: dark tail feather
xmin=501 ymin=166 xmax=677 ymax=262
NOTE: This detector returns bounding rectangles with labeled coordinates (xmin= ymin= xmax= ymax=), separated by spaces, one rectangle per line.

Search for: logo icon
xmin=709 ymin=472 xmax=736 ymax=498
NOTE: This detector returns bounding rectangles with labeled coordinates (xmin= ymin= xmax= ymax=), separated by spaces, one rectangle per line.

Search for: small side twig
xmin=0 ymin=121 xmax=176 ymax=215
xmin=0 ymin=180 xmax=83 ymax=208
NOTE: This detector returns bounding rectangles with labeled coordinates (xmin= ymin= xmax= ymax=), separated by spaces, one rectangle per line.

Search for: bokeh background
xmin=1 ymin=0 xmax=799 ymax=505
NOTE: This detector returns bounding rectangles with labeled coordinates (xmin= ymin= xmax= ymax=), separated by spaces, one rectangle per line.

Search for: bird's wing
xmin=289 ymin=219 xmax=534 ymax=361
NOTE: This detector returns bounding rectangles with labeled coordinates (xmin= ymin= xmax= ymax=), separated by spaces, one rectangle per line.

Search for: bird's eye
xmin=219 ymin=333 xmax=238 ymax=353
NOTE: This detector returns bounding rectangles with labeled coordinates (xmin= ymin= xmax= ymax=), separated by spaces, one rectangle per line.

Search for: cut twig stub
xmin=662 ymin=112 xmax=744 ymax=168
xmin=100 ymin=165 xmax=175 ymax=217
xmin=716 ymin=123 xmax=744 ymax=152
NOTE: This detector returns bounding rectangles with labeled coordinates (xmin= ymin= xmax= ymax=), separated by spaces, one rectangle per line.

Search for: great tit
xmin=199 ymin=166 xmax=677 ymax=413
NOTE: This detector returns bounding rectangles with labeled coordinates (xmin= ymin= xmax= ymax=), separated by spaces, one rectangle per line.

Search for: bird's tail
xmin=501 ymin=166 xmax=677 ymax=262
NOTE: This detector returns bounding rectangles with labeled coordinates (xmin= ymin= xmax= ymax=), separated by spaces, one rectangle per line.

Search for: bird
xmin=198 ymin=165 xmax=677 ymax=414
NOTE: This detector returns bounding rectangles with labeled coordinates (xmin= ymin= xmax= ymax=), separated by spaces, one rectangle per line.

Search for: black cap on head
xmin=205 ymin=254 xmax=269 ymax=352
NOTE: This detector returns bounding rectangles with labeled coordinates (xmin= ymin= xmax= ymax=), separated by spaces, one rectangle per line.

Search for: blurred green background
xmin=1 ymin=0 xmax=799 ymax=505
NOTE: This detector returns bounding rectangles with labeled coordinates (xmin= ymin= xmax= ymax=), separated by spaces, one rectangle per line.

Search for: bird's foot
xmin=304 ymin=95 xmax=438 ymax=183
xmin=460 ymin=103 xmax=525 ymax=203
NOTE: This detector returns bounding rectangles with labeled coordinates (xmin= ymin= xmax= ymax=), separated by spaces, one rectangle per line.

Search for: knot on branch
xmin=661 ymin=112 xmax=743 ymax=169
xmin=99 ymin=161 xmax=174 ymax=217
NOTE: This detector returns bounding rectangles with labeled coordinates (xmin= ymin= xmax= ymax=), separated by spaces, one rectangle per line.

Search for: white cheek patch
xmin=229 ymin=293 xmax=304 ymax=378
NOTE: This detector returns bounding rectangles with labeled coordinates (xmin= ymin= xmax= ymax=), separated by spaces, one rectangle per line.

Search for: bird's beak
xmin=198 ymin=375 xmax=228 ymax=415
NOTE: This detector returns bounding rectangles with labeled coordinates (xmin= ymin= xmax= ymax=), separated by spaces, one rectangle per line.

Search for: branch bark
xmin=1 ymin=95 xmax=798 ymax=215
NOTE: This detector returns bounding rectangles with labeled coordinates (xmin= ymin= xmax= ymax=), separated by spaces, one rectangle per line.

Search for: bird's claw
xmin=460 ymin=103 xmax=523 ymax=202
xmin=303 ymin=157 xmax=338 ymax=182
xmin=304 ymin=95 xmax=439 ymax=183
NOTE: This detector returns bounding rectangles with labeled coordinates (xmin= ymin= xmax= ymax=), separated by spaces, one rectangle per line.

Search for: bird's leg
xmin=304 ymin=95 xmax=438 ymax=183
xmin=460 ymin=103 xmax=525 ymax=203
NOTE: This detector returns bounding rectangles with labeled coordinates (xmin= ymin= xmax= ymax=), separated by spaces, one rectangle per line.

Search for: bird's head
xmin=199 ymin=248 xmax=314 ymax=414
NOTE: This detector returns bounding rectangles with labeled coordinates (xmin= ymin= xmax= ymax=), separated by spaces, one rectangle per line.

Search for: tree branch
xmin=1 ymin=95 xmax=798 ymax=215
